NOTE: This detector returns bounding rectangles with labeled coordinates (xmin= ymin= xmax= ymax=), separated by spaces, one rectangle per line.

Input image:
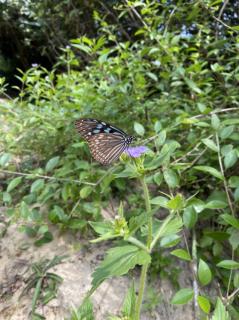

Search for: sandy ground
xmin=0 ymin=209 xmax=195 ymax=320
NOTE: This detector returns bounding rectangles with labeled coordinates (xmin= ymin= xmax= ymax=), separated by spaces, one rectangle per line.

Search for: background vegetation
xmin=0 ymin=0 xmax=239 ymax=319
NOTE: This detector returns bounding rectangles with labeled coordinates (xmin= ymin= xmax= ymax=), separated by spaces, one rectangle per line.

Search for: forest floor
xmin=0 ymin=206 xmax=195 ymax=320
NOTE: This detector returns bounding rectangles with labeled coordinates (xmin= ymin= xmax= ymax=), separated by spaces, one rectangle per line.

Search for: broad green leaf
xmin=211 ymin=114 xmax=220 ymax=130
xmin=0 ymin=153 xmax=12 ymax=166
xmin=91 ymin=245 xmax=151 ymax=289
xmin=171 ymin=288 xmax=194 ymax=305
xmin=150 ymin=196 xmax=168 ymax=207
xmin=229 ymin=229 xmax=239 ymax=250
xmin=154 ymin=121 xmax=162 ymax=133
xmin=197 ymin=295 xmax=211 ymax=314
xmin=34 ymin=231 xmax=53 ymax=246
xmin=170 ymin=249 xmax=191 ymax=261
xmin=224 ymin=149 xmax=237 ymax=169
xmin=163 ymin=168 xmax=179 ymax=188
xmin=202 ymin=138 xmax=218 ymax=152
xmin=183 ymin=206 xmax=198 ymax=229
xmin=30 ymin=179 xmax=45 ymax=193
xmin=160 ymin=234 xmax=181 ymax=248
xmin=234 ymin=187 xmax=239 ymax=201
xmin=194 ymin=165 xmax=224 ymax=180
xmin=89 ymin=221 xmax=113 ymax=235
xmin=134 ymin=122 xmax=145 ymax=136
xmin=221 ymin=214 xmax=239 ymax=229
xmin=198 ymin=259 xmax=212 ymax=286
xmin=220 ymin=125 xmax=234 ymax=140
xmin=205 ymin=200 xmax=227 ymax=209
xmin=167 ymin=194 xmax=184 ymax=210
xmin=7 ymin=177 xmax=22 ymax=192
xmin=20 ymin=201 xmax=31 ymax=219
xmin=211 ymin=298 xmax=230 ymax=320
xmin=80 ymin=186 xmax=93 ymax=199
xmin=217 ymin=260 xmax=239 ymax=270
xmin=45 ymin=156 xmax=60 ymax=172
xmin=3 ymin=192 xmax=12 ymax=203
xmin=229 ymin=176 xmax=239 ymax=188
xmin=153 ymin=172 xmax=163 ymax=186
xmin=155 ymin=130 xmax=166 ymax=146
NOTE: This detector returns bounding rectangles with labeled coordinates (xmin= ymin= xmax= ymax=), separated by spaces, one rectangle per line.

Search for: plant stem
xmin=135 ymin=176 xmax=152 ymax=320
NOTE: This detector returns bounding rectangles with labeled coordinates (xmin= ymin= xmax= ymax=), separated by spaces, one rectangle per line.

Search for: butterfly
xmin=75 ymin=118 xmax=135 ymax=165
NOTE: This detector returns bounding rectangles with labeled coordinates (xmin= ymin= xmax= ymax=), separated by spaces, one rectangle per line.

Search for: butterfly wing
xmin=88 ymin=133 xmax=128 ymax=165
xmin=75 ymin=118 xmax=133 ymax=165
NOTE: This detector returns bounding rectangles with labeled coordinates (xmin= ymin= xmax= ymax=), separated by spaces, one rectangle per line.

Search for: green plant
xmin=21 ymin=255 xmax=66 ymax=319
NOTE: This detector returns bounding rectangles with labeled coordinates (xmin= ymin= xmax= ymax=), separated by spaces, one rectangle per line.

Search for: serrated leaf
xmin=198 ymin=259 xmax=212 ymax=286
xmin=202 ymin=138 xmax=218 ymax=152
xmin=171 ymin=249 xmax=191 ymax=261
xmin=171 ymin=288 xmax=194 ymax=305
xmin=134 ymin=122 xmax=145 ymax=136
xmin=194 ymin=165 xmax=224 ymax=180
xmin=197 ymin=295 xmax=211 ymax=314
xmin=91 ymin=245 xmax=151 ymax=289
xmin=30 ymin=179 xmax=45 ymax=193
xmin=122 ymin=282 xmax=136 ymax=317
xmin=217 ymin=260 xmax=239 ymax=269
xmin=7 ymin=177 xmax=22 ymax=192
xmin=167 ymin=194 xmax=184 ymax=210
xmin=163 ymin=168 xmax=179 ymax=188
xmin=45 ymin=156 xmax=60 ymax=172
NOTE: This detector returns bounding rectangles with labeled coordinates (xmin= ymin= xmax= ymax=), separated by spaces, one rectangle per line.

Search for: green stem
xmin=135 ymin=176 xmax=152 ymax=320
xmin=135 ymin=263 xmax=149 ymax=320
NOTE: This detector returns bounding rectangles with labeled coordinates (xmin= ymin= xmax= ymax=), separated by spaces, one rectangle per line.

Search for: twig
xmin=191 ymin=107 xmax=239 ymax=119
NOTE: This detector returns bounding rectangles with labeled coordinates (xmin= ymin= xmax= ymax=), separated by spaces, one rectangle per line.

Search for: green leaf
xmin=194 ymin=165 xmax=224 ymax=180
xmin=229 ymin=176 xmax=239 ymax=188
xmin=197 ymin=295 xmax=211 ymax=314
xmin=217 ymin=260 xmax=239 ymax=270
xmin=153 ymin=172 xmax=163 ymax=186
xmin=198 ymin=259 xmax=212 ymax=286
xmin=122 ymin=282 xmax=136 ymax=318
xmin=202 ymin=138 xmax=218 ymax=152
xmin=89 ymin=221 xmax=113 ymax=235
xmin=134 ymin=122 xmax=145 ymax=136
xmin=74 ymin=298 xmax=94 ymax=320
xmin=183 ymin=206 xmax=198 ymax=229
xmin=3 ymin=192 xmax=12 ymax=203
xmin=211 ymin=114 xmax=220 ymax=130
xmin=171 ymin=288 xmax=194 ymax=305
xmin=150 ymin=196 xmax=168 ymax=207
xmin=30 ymin=179 xmax=45 ymax=193
xmin=167 ymin=194 xmax=184 ymax=210
xmin=211 ymin=298 xmax=230 ymax=320
xmin=34 ymin=231 xmax=53 ymax=246
xmin=170 ymin=249 xmax=191 ymax=261
xmin=220 ymin=125 xmax=234 ymax=140
xmin=234 ymin=187 xmax=239 ymax=201
xmin=80 ymin=186 xmax=93 ymax=199
xmin=184 ymin=78 xmax=202 ymax=94
xmin=0 ymin=153 xmax=12 ymax=166
xmin=91 ymin=245 xmax=151 ymax=289
xmin=205 ymin=200 xmax=228 ymax=209
xmin=163 ymin=168 xmax=179 ymax=188
xmin=224 ymin=149 xmax=237 ymax=169
xmin=221 ymin=214 xmax=239 ymax=229
xmin=155 ymin=130 xmax=166 ymax=146
xmin=7 ymin=177 xmax=22 ymax=192
xmin=45 ymin=156 xmax=60 ymax=172
xmin=154 ymin=121 xmax=162 ymax=133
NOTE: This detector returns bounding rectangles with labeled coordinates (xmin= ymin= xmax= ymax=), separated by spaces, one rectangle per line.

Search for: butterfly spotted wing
xmin=75 ymin=118 xmax=134 ymax=165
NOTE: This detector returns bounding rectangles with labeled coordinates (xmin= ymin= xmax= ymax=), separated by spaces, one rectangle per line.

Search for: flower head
xmin=126 ymin=146 xmax=148 ymax=158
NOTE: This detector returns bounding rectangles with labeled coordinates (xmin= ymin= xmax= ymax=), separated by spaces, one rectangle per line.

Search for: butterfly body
xmin=75 ymin=118 xmax=135 ymax=165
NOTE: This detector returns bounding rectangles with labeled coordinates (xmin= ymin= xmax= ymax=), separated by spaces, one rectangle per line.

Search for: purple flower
xmin=126 ymin=146 xmax=148 ymax=158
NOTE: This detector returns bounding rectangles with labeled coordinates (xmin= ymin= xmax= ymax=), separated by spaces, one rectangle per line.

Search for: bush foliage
xmin=1 ymin=1 xmax=239 ymax=319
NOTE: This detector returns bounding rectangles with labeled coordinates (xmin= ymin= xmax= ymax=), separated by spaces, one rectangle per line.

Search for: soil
xmin=0 ymin=208 xmax=195 ymax=320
